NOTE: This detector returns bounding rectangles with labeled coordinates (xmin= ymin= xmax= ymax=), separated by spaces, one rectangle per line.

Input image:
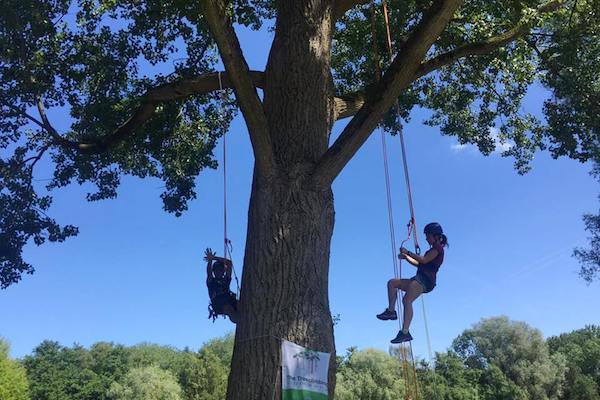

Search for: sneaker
xmin=376 ymin=309 xmax=398 ymax=320
xmin=390 ymin=330 xmax=413 ymax=344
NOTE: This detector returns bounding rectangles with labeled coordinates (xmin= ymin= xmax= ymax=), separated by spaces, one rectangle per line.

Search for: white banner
xmin=281 ymin=340 xmax=330 ymax=400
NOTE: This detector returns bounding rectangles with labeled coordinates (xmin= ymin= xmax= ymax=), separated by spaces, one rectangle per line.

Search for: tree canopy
xmin=1 ymin=0 xmax=599 ymax=288
xmin=451 ymin=316 xmax=566 ymax=400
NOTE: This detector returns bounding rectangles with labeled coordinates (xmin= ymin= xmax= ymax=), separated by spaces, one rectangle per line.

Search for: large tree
xmin=1 ymin=0 xmax=599 ymax=398
xmin=452 ymin=316 xmax=566 ymax=400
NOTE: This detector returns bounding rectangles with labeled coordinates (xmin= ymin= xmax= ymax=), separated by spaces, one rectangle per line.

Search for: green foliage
xmin=0 ymin=0 xmax=598 ymax=290
xmin=536 ymin=0 xmax=600 ymax=162
xmin=574 ymin=163 xmax=600 ymax=283
xmin=333 ymin=0 xmax=600 ymax=173
xmin=548 ymin=325 xmax=600 ymax=400
xmin=22 ymin=340 xmax=122 ymax=400
xmin=14 ymin=324 xmax=600 ymax=400
xmin=335 ymin=347 xmax=405 ymax=400
xmin=452 ymin=316 xmax=566 ymax=400
xmin=177 ymin=334 xmax=233 ymax=400
xmin=0 ymin=338 xmax=30 ymax=400
xmin=108 ymin=365 xmax=183 ymax=400
xmin=128 ymin=343 xmax=186 ymax=372
xmin=0 ymin=0 xmax=234 ymax=287
xmin=418 ymin=352 xmax=481 ymax=400
xmin=20 ymin=334 xmax=234 ymax=400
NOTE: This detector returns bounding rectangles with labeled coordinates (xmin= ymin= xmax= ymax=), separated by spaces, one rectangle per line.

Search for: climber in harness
xmin=205 ymin=247 xmax=239 ymax=324
xmin=376 ymin=222 xmax=448 ymax=343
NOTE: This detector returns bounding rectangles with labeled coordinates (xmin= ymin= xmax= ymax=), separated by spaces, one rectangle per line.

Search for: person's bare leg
xmin=401 ymin=281 xmax=424 ymax=332
xmin=387 ymin=278 xmax=412 ymax=311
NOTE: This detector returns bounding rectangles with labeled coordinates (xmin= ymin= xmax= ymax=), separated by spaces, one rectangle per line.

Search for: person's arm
xmin=204 ymin=248 xmax=215 ymax=277
xmin=399 ymin=247 xmax=438 ymax=266
xmin=400 ymin=252 xmax=420 ymax=267
xmin=206 ymin=260 xmax=213 ymax=277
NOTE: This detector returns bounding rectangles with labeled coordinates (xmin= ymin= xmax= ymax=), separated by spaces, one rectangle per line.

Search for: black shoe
xmin=376 ymin=309 xmax=398 ymax=320
xmin=391 ymin=330 xmax=413 ymax=344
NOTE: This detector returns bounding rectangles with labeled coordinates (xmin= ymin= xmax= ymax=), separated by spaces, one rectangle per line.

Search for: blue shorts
xmin=411 ymin=271 xmax=436 ymax=293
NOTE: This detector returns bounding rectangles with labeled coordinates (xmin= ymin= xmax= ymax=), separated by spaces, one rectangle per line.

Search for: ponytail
xmin=439 ymin=234 xmax=449 ymax=248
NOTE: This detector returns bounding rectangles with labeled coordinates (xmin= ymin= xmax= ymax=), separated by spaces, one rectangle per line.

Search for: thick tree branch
xmin=200 ymin=0 xmax=274 ymax=175
xmin=313 ymin=0 xmax=464 ymax=187
xmin=333 ymin=0 xmax=369 ymax=19
xmin=2 ymin=72 xmax=266 ymax=155
xmin=416 ymin=0 xmax=564 ymax=79
xmin=331 ymin=0 xmax=565 ymax=120
xmin=333 ymin=91 xmax=367 ymax=120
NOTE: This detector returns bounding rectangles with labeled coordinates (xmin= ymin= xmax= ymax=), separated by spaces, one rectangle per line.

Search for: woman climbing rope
xmin=376 ymin=222 xmax=448 ymax=343
xmin=205 ymin=247 xmax=239 ymax=324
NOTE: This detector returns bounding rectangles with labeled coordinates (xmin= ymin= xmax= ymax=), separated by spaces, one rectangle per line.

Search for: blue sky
xmin=1 ymin=22 xmax=599 ymax=361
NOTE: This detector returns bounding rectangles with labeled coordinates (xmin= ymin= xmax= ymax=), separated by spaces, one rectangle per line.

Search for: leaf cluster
xmin=332 ymin=0 xmax=600 ymax=173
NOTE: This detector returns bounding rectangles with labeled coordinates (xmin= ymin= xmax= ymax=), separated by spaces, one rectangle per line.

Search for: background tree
xmin=0 ymin=338 xmax=30 ymax=400
xmin=452 ymin=316 xmax=566 ymax=400
xmin=177 ymin=335 xmax=233 ymax=400
xmin=22 ymin=340 xmax=105 ymax=400
xmin=548 ymin=325 xmax=600 ymax=400
xmin=418 ymin=352 xmax=481 ymax=400
xmin=86 ymin=342 xmax=131 ymax=399
xmin=107 ymin=365 xmax=183 ymax=400
xmin=2 ymin=0 xmax=599 ymax=398
xmin=335 ymin=347 xmax=405 ymax=400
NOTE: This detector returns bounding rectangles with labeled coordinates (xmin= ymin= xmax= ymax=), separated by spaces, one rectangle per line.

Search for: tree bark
xmin=228 ymin=172 xmax=336 ymax=399
xmin=226 ymin=1 xmax=337 ymax=399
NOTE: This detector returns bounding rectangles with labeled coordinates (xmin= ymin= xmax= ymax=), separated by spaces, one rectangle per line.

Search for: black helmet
xmin=424 ymin=222 xmax=443 ymax=235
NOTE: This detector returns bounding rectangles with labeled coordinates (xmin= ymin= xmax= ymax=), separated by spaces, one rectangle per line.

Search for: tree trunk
xmin=226 ymin=1 xmax=337 ymax=399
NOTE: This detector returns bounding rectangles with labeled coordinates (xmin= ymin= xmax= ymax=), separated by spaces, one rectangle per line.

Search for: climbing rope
xmin=218 ymin=72 xmax=240 ymax=297
xmin=370 ymin=1 xmax=444 ymax=398
xmin=369 ymin=3 xmax=420 ymax=399
xmin=381 ymin=0 xmax=420 ymax=255
xmin=379 ymin=2 xmax=440 ymax=398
